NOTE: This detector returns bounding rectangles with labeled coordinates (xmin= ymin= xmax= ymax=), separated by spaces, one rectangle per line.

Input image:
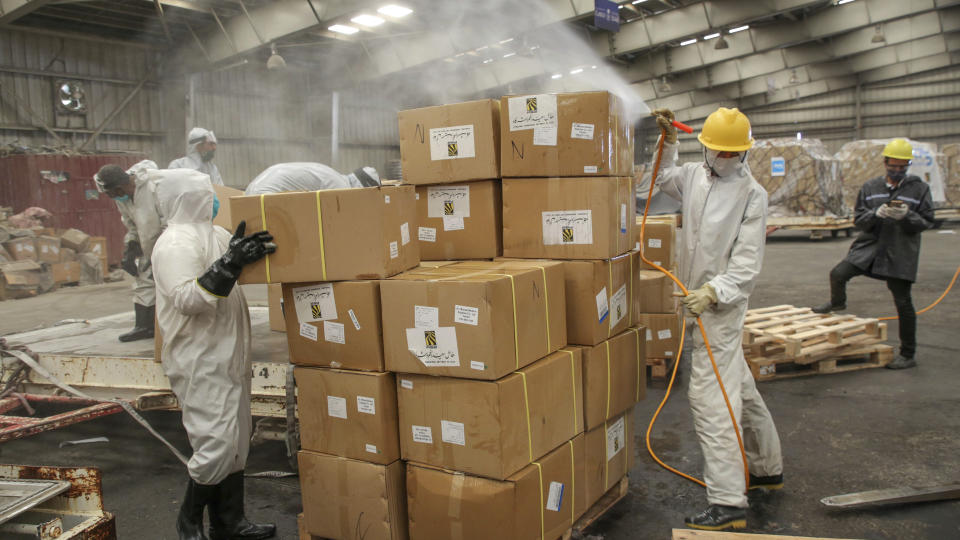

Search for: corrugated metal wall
xmin=332 ymin=87 xmax=401 ymax=177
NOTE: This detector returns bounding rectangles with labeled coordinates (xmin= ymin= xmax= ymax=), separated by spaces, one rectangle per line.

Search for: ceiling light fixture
xmin=591 ymin=65 xmax=598 ymax=69
xmin=570 ymin=68 xmax=584 ymax=75
xmin=680 ymin=38 xmax=697 ymax=46
xmin=730 ymin=25 xmax=749 ymax=33
xmin=377 ymin=5 xmax=412 ymax=17
xmin=714 ymin=34 xmax=729 ymax=49
xmin=551 ymin=73 xmax=563 ymax=79
xmin=503 ymin=52 xmax=516 ymax=58
xmin=837 ymin=0 xmax=855 ymax=5
xmin=632 ymin=0 xmax=648 ymax=4
xmin=266 ymin=43 xmax=286 ymax=70
xmin=483 ymin=58 xmax=493 ymax=64
xmin=351 ymin=14 xmax=385 ymax=27
xmin=871 ymin=24 xmax=886 ymax=43
xmin=704 ymin=33 xmax=720 ymax=40
xmin=329 ymin=24 xmax=359 ymax=35
xmin=499 ymin=38 xmax=514 ymax=44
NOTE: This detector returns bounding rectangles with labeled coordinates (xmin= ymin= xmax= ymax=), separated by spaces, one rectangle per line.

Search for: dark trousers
xmin=829 ymin=260 xmax=916 ymax=358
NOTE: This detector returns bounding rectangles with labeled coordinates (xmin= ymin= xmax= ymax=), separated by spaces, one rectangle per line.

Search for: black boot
xmin=177 ymin=479 xmax=216 ymax=540
xmin=685 ymin=504 xmax=747 ymax=531
xmin=209 ymin=472 xmax=276 ymax=540
xmin=812 ymin=302 xmax=845 ymax=314
xmin=886 ymin=354 xmax=916 ymax=369
xmin=748 ymin=473 xmax=784 ymax=491
xmin=119 ymin=303 xmax=155 ymax=342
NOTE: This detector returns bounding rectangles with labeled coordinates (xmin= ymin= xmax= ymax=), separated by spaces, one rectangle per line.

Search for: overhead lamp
xmin=329 ymin=24 xmax=359 ymax=35
xmin=789 ymin=69 xmax=799 ymax=84
xmin=503 ymin=52 xmax=516 ymax=58
xmin=570 ymin=68 xmax=584 ymax=75
xmin=871 ymin=25 xmax=886 ymax=43
xmin=730 ymin=25 xmax=749 ymax=33
xmin=796 ymin=132 xmax=803 ymax=140
xmin=680 ymin=38 xmax=697 ymax=46
xmin=591 ymin=65 xmax=597 ymax=69
xmin=482 ymin=58 xmax=493 ymax=64
xmin=266 ymin=43 xmax=286 ymax=70
xmin=377 ymin=5 xmax=412 ymax=17
xmin=660 ymin=76 xmax=672 ymax=93
xmin=351 ymin=14 xmax=385 ymax=27
xmin=704 ymin=33 xmax=720 ymax=40
xmin=551 ymin=73 xmax=563 ymax=79
xmin=837 ymin=0 xmax=855 ymax=5
xmin=714 ymin=34 xmax=729 ymax=49
xmin=618 ymin=4 xmax=624 ymax=9
xmin=499 ymin=38 xmax=514 ymax=44
xmin=632 ymin=0 xmax=648 ymax=4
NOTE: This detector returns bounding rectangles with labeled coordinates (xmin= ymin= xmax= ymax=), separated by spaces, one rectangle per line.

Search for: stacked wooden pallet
xmin=743 ymin=305 xmax=892 ymax=382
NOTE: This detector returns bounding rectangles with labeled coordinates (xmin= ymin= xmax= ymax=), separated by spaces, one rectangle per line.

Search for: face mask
xmin=201 ymin=150 xmax=215 ymax=162
xmin=887 ymin=168 xmax=907 ymax=182
xmin=112 ymin=194 xmax=130 ymax=202
xmin=704 ymin=149 xmax=744 ymax=177
xmin=212 ymin=194 xmax=220 ymax=219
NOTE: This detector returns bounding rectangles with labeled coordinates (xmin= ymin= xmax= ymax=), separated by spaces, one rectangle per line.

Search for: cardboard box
xmin=416 ymin=180 xmax=502 ymax=260
xmin=231 ymin=185 xmax=419 ymax=284
xmin=585 ymin=409 xmax=633 ymax=508
xmin=283 ymin=280 xmax=384 ymax=371
xmin=60 ymin=228 xmax=90 ymax=251
xmin=500 ymin=91 xmax=633 ymax=178
xmin=634 ymin=221 xmax=675 ymax=270
xmin=398 ymin=99 xmax=500 ymax=184
xmin=60 ymin=247 xmax=77 ymax=262
xmin=502 ymin=177 xmax=634 ymax=260
xmin=3 ymin=237 xmax=37 ymax=261
xmin=635 ymin=270 xmax=676 ymax=315
xmin=267 ymin=283 xmax=285 ymax=332
xmin=635 ymin=313 xmax=682 ymax=359
xmin=573 ymin=328 xmax=645 ymax=431
xmin=396 ymin=349 xmax=583 ymax=480
xmin=381 ymin=261 xmax=567 ymax=380
xmin=50 ymin=261 xmax=82 ymax=284
xmin=85 ymin=236 xmax=108 ymax=275
xmin=406 ymin=434 xmax=587 ymax=540
xmin=35 ymin=236 xmax=61 ymax=263
xmin=0 ymin=260 xmax=42 ymax=300
xmin=298 ymin=452 xmax=408 ymax=540
xmin=212 ymin=184 xmax=242 ymax=231
xmin=295 ymin=367 xmax=400 ymax=464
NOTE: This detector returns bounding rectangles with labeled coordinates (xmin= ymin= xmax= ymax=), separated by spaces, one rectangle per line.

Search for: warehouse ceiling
xmin=1 ymin=0 xmax=958 ymax=121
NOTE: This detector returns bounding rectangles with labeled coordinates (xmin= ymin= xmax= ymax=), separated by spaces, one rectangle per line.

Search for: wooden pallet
xmin=572 ymin=476 xmax=629 ymax=536
xmin=743 ymin=305 xmax=885 ymax=361
xmin=748 ymin=342 xmax=893 ymax=382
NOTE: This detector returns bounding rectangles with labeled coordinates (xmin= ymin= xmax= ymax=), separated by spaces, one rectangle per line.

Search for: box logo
xmin=526 ymin=97 xmax=537 ymax=112
xmin=424 ymin=330 xmax=437 ymax=348
xmin=561 ymin=226 xmax=574 ymax=243
xmin=311 ymin=303 xmax=322 ymax=319
xmin=443 ymin=201 xmax=455 ymax=215
xmin=447 ymin=142 xmax=458 ymax=156
xmin=616 ymin=304 xmax=622 ymax=322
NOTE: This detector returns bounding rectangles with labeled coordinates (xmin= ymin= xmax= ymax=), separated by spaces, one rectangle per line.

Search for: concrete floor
xmin=1 ymin=227 xmax=958 ymax=539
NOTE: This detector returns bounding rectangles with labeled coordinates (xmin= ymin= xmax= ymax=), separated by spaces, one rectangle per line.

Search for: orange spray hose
xmin=641 ymin=122 xmax=750 ymax=490
xmin=878 ymin=264 xmax=959 ymax=321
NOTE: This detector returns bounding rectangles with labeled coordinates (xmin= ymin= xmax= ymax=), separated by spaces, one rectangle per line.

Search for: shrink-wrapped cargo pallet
xmin=941 ymin=143 xmax=960 ymax=205
xmin=747 ymin=138 xmax=847 ymax=217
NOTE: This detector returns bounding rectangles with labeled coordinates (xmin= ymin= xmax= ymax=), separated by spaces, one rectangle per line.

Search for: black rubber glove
xmin=121 ymin=241 xmax=141 ymax=276
xmin=197 ymin=221 xmax=276 ymax=298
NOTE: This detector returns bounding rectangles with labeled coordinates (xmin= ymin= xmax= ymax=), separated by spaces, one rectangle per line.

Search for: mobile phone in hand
xmin=889 ymin=200 xmax=905 ymax=208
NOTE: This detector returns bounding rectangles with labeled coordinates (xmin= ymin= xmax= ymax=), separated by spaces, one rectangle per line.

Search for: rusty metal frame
xmin=0 ymin=394 xmax=123 ymax=443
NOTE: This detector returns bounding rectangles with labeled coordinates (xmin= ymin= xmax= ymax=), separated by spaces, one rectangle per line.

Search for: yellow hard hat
xmin=882 ymin=138 xmax=913 ymax=161
xmin=698 ymin=107 xmax=754 ymax=152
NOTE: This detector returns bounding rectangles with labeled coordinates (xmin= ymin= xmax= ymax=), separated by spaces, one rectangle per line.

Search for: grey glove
xmin=887 ymin=203 xmax=908 ymax=220
xmin=652 ymin=108 xmax=678 ymax=144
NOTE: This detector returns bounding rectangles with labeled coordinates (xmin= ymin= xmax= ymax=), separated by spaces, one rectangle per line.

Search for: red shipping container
xmin=0 ymin=154 xmax=146 ymax=268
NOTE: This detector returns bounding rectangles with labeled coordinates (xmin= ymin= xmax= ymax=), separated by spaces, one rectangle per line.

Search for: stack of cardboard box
xmin=633 ymin=222 xmax=683 ymax=378
xmin=0 ymin=227 xmax=107 ymax=300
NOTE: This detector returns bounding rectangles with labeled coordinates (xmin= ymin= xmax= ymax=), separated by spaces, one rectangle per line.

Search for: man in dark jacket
xmin=812 ymin=138 xmax=934 ymax=369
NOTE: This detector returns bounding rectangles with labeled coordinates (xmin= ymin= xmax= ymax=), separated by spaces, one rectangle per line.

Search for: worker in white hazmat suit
xmin=94 ymin=160 xmax=165 ymax=342
xmin=651 ymin=107 xmax=783 ymax=531
xmin=152 ymin=171 xmax=276 ymax=540
xmin=169 ymin=127 xmax=224 ymax=185
xmin=244 ymin=162 xmax=380 ymax=194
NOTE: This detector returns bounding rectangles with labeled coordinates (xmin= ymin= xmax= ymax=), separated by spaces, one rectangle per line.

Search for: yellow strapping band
xmin=603 ymin=419 xmax=609 ymax=489
xmin=567 ymin=439 xmax=576 ymax=526
xmin=605 ymin=340 xmax=612 ymax=419
xmin=564 ymin=349 xmax=578 ymax=433
xmin=533 ymin=462 xmax=545 ymax=540
xmin=506 ymin=274 xmax=519 ymax=369
xmin=259 ymin=194 xmax=271 ymax=283
xmin=536 ymin=266 xmax=551 ymax=354
xmin=607 ymin=262 xmax=614 ymax=337
xmin=624 ymin=413 xmax=630 ymax=477
xmin=615 ymin=177 xmax=621 ymax=254
xmin=519 ymin=371 xmax=533 ymax=461
xmin=634 ymin=328 xmax=642 ymax=402
xmin=315 ymin=191 xmax=327 ymax=281
xmin=629 ymin=254 xmax=634 ymax=326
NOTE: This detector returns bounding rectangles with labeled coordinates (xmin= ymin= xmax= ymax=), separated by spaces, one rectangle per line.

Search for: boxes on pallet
xmin=584 ymin=409 xmax=633 ymax=507
xmin=398 ymin=99 xmax=501 ymax=185
xmin=381 ymin=261 xmax=566 ymax=380
xmin=500 ymin=91 xmax=634 ymax=177
xmin=298 ymin=451 xmax=408 ymax=540
xmin=634 ymin=221 xmax=675 ymax=270
xmin=406 ymin=434 xmax=587 ymax=540
xmin=635 ymin=270 xmax=677 ymax=314
xmin=416 ymin=180 xmax=502 ymax=260
xmin=230 ymin=185 xmax=419 ymax=284
xmin=502 ymin=177 xmax=634 ymax=260
xmin=60 ymin=228 xmax=90 ymax=251
xmin=85 ymin=236 xmax=108 ymax=275
xmin=0 ymin=260 xmax=42 ymax=300
xmin=35 ymin=236 xmax=61 ymax=263
xmin=3 ymin=237 xmax=37 ymax=261
xmin=573 ymin=327 xmax=646 ymax=431
xmin=282 ymin=280 xmax=384 ymax=371
xmin=295 ymin=367 xmax=400 ymax=464
xmin=60 ymin=247 xmax=76 ymax=262
xmin=396 ymin=349 xmax=583 ymax=480
xmin=50 ymin=261 xmax=82 ymax=284
xmin=635 ymin=313 xmax=682 ymax=359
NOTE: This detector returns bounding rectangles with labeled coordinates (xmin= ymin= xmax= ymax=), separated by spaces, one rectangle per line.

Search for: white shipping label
xmin=620 ymin=204 xmax=627 ymax=234
xmin=348 ymin=309 xmax=361 ymax=330
xmin=427 ymin=186 xmax=471 ymax=218
xmin=635 ymin=241 xmax=641 ymax=250
xmin=542 ymin=210 xmax=593 ymax=245
xmin=323 ymin=321 xmax=345 ymax=344
xmin=470 ymin=361 xmax=486 ymax=371
xmin=584 ymin=165 xmax=598 ymax=173
xmin=418 ymin=227 xmax=437 ymax=242
xmin=400 ymin=379 xmax=414 ymax=390
xmin=658 ymin=329 xmax=673 ymax=340
xmin=648 ymin=238 xmax=662 ymax=249
xmin=406 ymin=327 xmax=460 ymax=367
xmin=610 ymin=285 xmax=628 ymax=327
xmin=571 ymin=122 xmax=595 ymax=140
xmin=365 ymin=444 xmax=378 ymax=454
xmin=299 ymin=323 xmax=318 ymax=341
xmin=327 ymin=396 xmax=347 ymax=419
xmin=442 ymin=216 xmax=465 ymax=231
xmin=429 ymin=124 xmax=477 ymax=161
xmin=646 ymin=329 xmax=653 ymax=341
xmin=533 ymin=124 xmax=558 ymax=146
xmin=389 ymin=241 xmax=399 ymax=259
xmin=606 ymin=417 xmax=626 ymax=460
xmin=416 ymin=193 xmax=420 ymax=200
xmin=441 ymin=420 xmax=466 ymax=446
xmin=401 ymin=222 xmax=410 ymax=245
xmin=546 ymin=481 xmax=565 ymax=512
xmin=291 ymin=283 xmax=337 ymax=324
xmin=412 ymin=425 xmax=433 ymax=444
xmin=414 ymin=305 xmax=439 ymax=330
xmin=454 ymin=305 xmax=479 ymax=326
xmin=508 ymin=94 xmax=558 ymax=131
xmin=384 ymin=195 xmax=391 ymax=204
xmin=596 ymin=287 xmax=610 ymax=323
xmin=356 ymin=396 xmax=376 ymax=415
xmin=41 ymin=245 xmax=48 ymax=253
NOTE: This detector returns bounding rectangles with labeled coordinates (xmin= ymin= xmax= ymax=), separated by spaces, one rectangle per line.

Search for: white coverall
xmin=655 ymin=141 xmax=783 ymax=508
xmin=168 ymin=128 xmax=224 ymax=186
xmin=152 ymin=170 xmax=252 ymax=486
xmin=244 ymin=162 xmax=379 ymax=194
xmin=115 ymin=160 xmax=164 ymax=307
